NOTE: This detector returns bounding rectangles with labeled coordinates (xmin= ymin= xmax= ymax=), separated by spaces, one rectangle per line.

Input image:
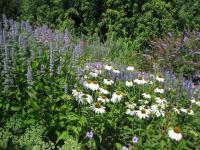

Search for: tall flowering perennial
xmin=49 ymin=39 xmax=54 ymax=74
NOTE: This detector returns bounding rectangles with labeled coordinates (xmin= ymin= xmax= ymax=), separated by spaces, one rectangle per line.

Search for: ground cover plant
xmin=0 ymin=16 xmax=200 ymax=150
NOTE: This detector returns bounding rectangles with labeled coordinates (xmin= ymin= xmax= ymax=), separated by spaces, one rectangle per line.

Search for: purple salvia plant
xmin=2 ymin=14 xmax=8 ymax=29
xmin=49 ymin=37 xmax=54 ymax=74
xmin=26 ymin=63 xmax=32 ymax=83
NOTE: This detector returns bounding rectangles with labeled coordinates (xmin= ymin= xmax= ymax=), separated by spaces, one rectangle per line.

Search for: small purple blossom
xmin=86 ymin=131 xmax=94 ymax=139
xmin=132 ymin=136 xmax=138 ymax=144
xmin=121 ymin=146 xmax=129 ymax=150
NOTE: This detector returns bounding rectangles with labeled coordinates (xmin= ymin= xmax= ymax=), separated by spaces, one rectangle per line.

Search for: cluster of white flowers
xmin=83 ymin=80 xmax=99 ymax=91
xmin=72 ymin=63 xmax=198 ymax=126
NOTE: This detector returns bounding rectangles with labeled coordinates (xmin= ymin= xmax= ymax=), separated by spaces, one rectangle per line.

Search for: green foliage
xmin=18 ymin=0 xmax=200 ymax=47
xmin=57 ymin=136 xmax=82 ymax=150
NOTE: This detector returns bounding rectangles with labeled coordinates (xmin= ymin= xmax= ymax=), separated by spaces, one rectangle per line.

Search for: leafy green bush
xmin=18 ymin=0 xmax=200 ymax=47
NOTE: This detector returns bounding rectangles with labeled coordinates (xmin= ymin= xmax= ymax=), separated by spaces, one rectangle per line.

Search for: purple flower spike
xmin=86 ymin=131 xmax=94 ymax=139
xmin=132 ymin=136 xmax=138 ymax=144
xmin=122 ymin=146 xmax=129 ymax=150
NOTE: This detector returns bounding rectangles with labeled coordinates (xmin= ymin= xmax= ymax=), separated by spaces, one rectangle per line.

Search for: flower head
xmin=132 ymin=136 xmax=138 ymax=144
xmin=86 ymin=131 xmax=94 ymax=139
xmin=168 ymin=127 xmax=182 ymax=141
xmin=122 ymin=146 xmax=129 ymax=150
xmin=91 ymin=101 xmax=106 ymax=114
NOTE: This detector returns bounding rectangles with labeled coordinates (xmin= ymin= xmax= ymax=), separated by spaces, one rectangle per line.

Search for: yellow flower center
xmin=128 ymin=79 xmax=132 ymax=82
xmin=129 ymin=64 xmax=134 ymax=66
xmin=187 ymin=109 xmax=191 ymax=113
xmin=87 ymin=80 xmax=92 ymax=84
xmin=138 ymin=76 xmax=143 ymax=80
xmin=102 ymin=96 xmax=107 ymax=99
xmin=116 ymin=91 xmax=121 ymax=95
xmin=141 ymin=109 xmax=146 ymax=114
xmin=160 ymin=96 xmax=164 ymax=99
xmin=82 ymin=95 xmax=88 ymax=98
xmin=92 ymin=80 xmax=98 ymax=84
xmin=95 ymin=101 xmax=102 ymax=108
xmin=173 ymin=127 xmax=181 ymax=133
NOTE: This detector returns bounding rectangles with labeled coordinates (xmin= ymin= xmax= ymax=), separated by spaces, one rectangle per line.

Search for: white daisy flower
xmin=138 ymin=99 xmax=149 ymax=104
xmin=142 ymin=93 xmax=151 ymax=99
xmin=111 ymin=92 xmax=123 ymax=103
xmin=168 ymin=127 xmax=182 ymax=141
xmin=105 ymin=64 xmax=113 ymax=71
xmin=99 ymin=87 xmax=109 ymax=95
xmin=180 ymin=108 xmax=194 ymax=115
xmin=103 ymin=78 xmax=114 ymax=85
xmin=89 ymin=72 xmax=98 ymax=77
xmin=195 ymin=101 xmax=200 ymax=106
xmin=126 ymin=65 xmax=134 ymax=71
xmin=88 ymin=81 xmax=99 ymax=91
xmin=83 ymin=80 xmax=90 ymax=88
xmin=125 ymin=102 xmax=136 ymax=109
xmin=191 ymin=99 xmax=196 ymax=104
xmin=84 ymin=75 xmax=89 ymax=79
xmin=78 ymin=94 xmax=93 ymax=105
xmin=156 ymin=76 xmax=164 ymax=82
xmin=135 ymin=108 xmax=150 ymax=119
xmin=149 ymin=81 xmax=154 ymax=84
xmin=151 ymin=104 xmax=165 ymax=117
xmin=72 ymin=89 xmax=83 ymax=98
xmin=97 ymin=95 xmax=110 ymax=103
xmin=134 ymin=76 xmax=147 ymax=85
xmin=155 ymin=96 xmax=167 ymax=104
xmin=125 ymin=80 xmax=133 ymax=87
xmin=126 ymin=108 xmax=136 ymax=116
xmin=113 ymin=69 xmax=120 ymax=74
xmin=91 ymin=101 xmax=106 ymax=114
xmin=172 ymin=107 xmax=180 ymax=114
xmin=154 ymin=88 xmax=164 ymax=94
xmin=94 ymin=69 xmax=102 ymax=74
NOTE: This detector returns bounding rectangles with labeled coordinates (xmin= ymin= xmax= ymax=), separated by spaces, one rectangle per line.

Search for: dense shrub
xmin=18 ymin=0 xmax=200 ymax=46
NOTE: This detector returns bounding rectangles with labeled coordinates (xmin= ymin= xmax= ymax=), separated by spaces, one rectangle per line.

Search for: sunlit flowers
xmin=78 ymin=94 xmax=93 ymax=104
xmin=168 ymin=127 xmax=182 ymax=141
xmin=91 ymin=101 xmax=106 ymax=114
xmin=113 ymin=68 xmax=120 ymax=74
xmin=103 ymin=78 xmax=114 ymax=85
xmin=111 ymin=92 xmax=123 ymax=103
xmin=99 ymin=87 xmax=109 ymax=95
xmin=105 ymin=64 xmax=113 ymax=71
xmin=135 ymin=108 xmax=150 ymax=119
xmin=89 ymin=71 xmax=98 ymax=77
xmin=151 ymin=104 xmax=165 ymax=117
xmin=156 ymin=76 xmax=164 ymax=82
xmin=97 ymin=95 xmax=109 ymax=103
xmin=155 ymin=96 xmax=167 ymax=104
xmin=126 ymin=102 xmax=136 ymax=109
xmin=84 ymin=80 xmax=99 ymax=91
xmin=72 ymin=89 xmax=83 ymax=98
xmin=126 ymin=108 xmax=136 ymax=116
xmin=180 ymin=108 xmax=194 ymax=115
xmin=142 ymin=93 xmax=151 ymax=99
xmin=134 ymin=76 xmax=147 ymax=85
xmin=125 ymin=80 xmax=133 ymax=87
xmin=173 ymin=107 xmax=180 ymax=114
xmin=126 ymin=64 xmax=134 ymax=71
xmin=154 ymin=88 xmax=164 ymax=94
